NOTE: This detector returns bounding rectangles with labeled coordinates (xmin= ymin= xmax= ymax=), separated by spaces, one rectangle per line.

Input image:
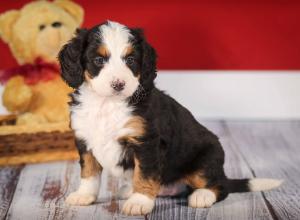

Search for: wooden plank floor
xmin=0 ymin=121 xmax=299 ymax=220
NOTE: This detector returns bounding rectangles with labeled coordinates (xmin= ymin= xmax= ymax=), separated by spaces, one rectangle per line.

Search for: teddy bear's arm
xmin=3 ymin=76 xmax=33 ymax=113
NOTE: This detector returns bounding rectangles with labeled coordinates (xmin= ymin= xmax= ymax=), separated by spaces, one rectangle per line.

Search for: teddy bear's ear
xmin=0 ymin=10 xmax=20 ymax=43
xmin=54 ymin=0 xmax=84 ymax=26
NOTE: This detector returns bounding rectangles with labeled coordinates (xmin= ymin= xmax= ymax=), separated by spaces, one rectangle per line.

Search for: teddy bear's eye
xmin=52 ymin=22 xmax=62 ymax=28
xmin=39 ymin=24 xmax=46 ymax=31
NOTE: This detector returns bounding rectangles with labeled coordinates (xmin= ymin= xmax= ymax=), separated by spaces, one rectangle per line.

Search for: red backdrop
xmin=1 ymin=0 xmax=300 ymax=70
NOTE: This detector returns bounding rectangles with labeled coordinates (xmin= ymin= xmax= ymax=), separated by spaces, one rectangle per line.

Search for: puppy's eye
xmin=94 ymin=56 xmax=105 ymax=66
xmin=39 ymin=24 xmax=46 ymax=31
xmin=125 ymin=56 xmax=135 ymax=65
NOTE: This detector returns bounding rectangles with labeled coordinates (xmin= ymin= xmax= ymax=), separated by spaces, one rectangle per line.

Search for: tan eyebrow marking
xmin=97 ymin=44 xmax=110 ymax=57
xmin=124 ymin=45 xmax=134 ymax=56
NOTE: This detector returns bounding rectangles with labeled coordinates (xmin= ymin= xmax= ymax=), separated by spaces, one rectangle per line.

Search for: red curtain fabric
xmin=1 ymin=0 xmax=300 ymax=70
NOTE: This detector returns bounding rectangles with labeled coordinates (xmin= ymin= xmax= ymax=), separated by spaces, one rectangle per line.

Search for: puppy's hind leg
xmin=66 ymin=141 xmax=102 ymax=206
xmin=188 ymin=188 xmax=219 ymax=208
xmin=185 ymin=172 xmax=228 ymax=208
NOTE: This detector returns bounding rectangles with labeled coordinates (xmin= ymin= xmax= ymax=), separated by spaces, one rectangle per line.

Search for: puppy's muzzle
xmin=111 ymin=79 xmax=125 ymax=92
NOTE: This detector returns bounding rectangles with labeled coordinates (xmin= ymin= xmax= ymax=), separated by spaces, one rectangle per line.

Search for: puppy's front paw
xmin=117 ymin=184 xmax=133 ymax=199
xmin=122 ymin=193 xmax=155 ymax=215
xmin=188 ymin=189 xmax=216 ymax=208
xmin=65 ymin=191 xmax=96 ymax=206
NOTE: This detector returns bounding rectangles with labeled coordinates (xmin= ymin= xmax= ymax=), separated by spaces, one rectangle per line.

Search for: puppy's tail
xmin=225 ymin=178 xmax=283 ymax=193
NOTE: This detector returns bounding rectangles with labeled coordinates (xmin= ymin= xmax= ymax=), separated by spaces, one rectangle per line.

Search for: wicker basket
xmin=0 ymin=115 xmax=78 ymax=166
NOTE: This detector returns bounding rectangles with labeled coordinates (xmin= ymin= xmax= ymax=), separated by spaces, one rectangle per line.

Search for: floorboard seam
xmin=221 ymin=121 xmax=279 ymax=220
xmin=4 ymin=166 xmax=23 ymax=220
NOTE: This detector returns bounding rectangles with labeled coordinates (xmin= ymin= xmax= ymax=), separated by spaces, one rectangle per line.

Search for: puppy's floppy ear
xmin=132 ymin=28 xmax=157 ymax=89
xmin=58 ymin=28 xmax=88 ymax=89
xmin=141 ymin=37 xmax=157 ymax=83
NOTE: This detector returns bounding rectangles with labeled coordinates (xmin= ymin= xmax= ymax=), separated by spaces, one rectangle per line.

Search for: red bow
xmin=0 ymin=58 xmax=60 ymax=85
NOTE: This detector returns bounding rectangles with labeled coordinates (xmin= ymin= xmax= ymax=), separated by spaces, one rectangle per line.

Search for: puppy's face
xmin=59 ymin=21 xmax=157 ymax=101
xmin=85 ymin=23 xmax=140 ymax=97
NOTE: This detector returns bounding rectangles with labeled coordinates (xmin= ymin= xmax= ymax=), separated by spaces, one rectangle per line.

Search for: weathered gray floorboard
xmin=5 ymin=161 xmax=142 ymax=220
xmin=149 ymin=122 xmax=273 ymax=220
xmin=225 ymin=121 xmax=300 ymax=220
xmin=4 ymin=121 xmax=298 ymax=220
xmin=202 ymin=121 xmax=273 ymax=220
xmin=0 ymin=166 xmax=22 ymax=219
xmin=6 ymin=161 xmax=75 ymax=220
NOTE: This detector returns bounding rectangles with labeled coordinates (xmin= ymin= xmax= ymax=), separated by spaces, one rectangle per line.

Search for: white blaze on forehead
xmin=99 ymin=21 xmax=132 ymax=57
xmin=89 ymin=21 xmax=139 ymax=98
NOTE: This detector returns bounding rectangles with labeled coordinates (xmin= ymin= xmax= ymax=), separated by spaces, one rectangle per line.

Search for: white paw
xmin=117 ymin=184 xmax=133 ymax=199
xmin=188 ymin=189 xmax=216 ymax=208
xmin=122 ymin=193 xmax=155 ymax=215
xmin=65 ymin=191 xmax=96 ymax=206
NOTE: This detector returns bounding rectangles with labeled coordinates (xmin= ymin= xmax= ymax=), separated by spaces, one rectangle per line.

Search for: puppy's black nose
xmin=111 ymin=79 xmax=125 ymax=92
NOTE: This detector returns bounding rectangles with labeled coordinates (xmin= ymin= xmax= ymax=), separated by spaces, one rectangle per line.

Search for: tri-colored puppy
xmin=58 ymin=21 xmax=282 ymax=216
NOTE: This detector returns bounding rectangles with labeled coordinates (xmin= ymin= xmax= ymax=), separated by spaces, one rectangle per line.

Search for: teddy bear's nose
xmin=52 ymin=22 xmax=62 ymax=28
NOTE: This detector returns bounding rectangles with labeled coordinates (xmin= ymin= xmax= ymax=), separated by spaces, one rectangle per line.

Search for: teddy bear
xmin=0 ymin=0 xmax=84 ymax=125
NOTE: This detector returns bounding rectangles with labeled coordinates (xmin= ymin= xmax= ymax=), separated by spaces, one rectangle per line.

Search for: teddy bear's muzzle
xmin=35 ymin=27 xmax=72 ymax=63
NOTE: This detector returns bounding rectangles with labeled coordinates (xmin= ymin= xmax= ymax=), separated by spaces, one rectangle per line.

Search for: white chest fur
xmin=71 ymin=84 xmax=134 ymax=177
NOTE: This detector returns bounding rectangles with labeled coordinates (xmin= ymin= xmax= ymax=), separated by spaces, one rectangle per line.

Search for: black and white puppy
xmin=58 ymin=21 xmax=282 ymax=216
